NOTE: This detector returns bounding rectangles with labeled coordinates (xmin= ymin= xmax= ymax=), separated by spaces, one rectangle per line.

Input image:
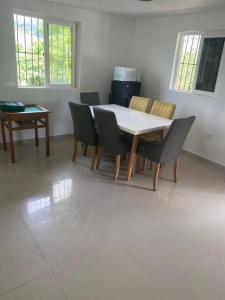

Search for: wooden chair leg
xmin=8 ymin=122 xmax=15 ymax=163
xmin=114 ymin=155 xmax=120 ymax=182
xmin=136 ymin=156 xmax=140 ymax=172
xmin=153 ymin=163 xmax=160 ymax=191
xmin=96 ymin=146 xmax=102 ymax=169
xmin=143 ymin=159 xmax=148 ymax=171
xmin=1 ymin=121 xmax=7 ymax=151
xmin=45 ymin=116 xmax=50 ymax=156
xmin=83 ymin=144 xmax=88 ymax=156
xmin=34 ymin=120 xmax=39 ymax=147
xmin=127 ymin=135 xmax=139 ymax=181
xmin=150 ymin=161 xmax=153 ymax=170
xmin=121 ymin=154 xmax=126 ymax=161
xmin=137 ymin=156 xmax=143 ymax=173
xmin=132 ymin=155 xmax=136 ymax=177
xmin=174 ymin=158 xmax=179 ymax=183
xmin=91 ymin=146 xmax=98 ymax=171
xmin=72 ymin=139 xmax=78 ymax=162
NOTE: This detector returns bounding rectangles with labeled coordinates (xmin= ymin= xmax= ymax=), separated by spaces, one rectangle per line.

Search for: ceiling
xmin=44 ymin=0 xmax=225 ymax=17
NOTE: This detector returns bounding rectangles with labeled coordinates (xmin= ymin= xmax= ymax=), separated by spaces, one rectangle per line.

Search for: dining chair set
xmin=69 ymin=92 xmax=195 ymax=191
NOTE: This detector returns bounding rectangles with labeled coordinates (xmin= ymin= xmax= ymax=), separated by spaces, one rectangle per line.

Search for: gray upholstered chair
xmin=80 ymin=92 xmax=100 ymax=106
xmin=137 ymin=116 xmax=196 ymax=191
xmin=80 ymin=92 xmax=100 ymax=155
xmin=69 ymin=102 xmax=98 ymax=170
xmin=93 ymin=107 xmax=131 ymax=181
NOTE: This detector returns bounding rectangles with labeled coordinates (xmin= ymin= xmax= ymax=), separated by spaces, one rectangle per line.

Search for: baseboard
xmin=183 ymin=149 xmax=225 ymax=171
xmin=0 ymin=133 xmax=73 ymax=146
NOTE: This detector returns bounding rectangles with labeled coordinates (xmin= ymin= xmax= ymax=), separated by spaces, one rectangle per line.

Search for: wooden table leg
xmin=174 ymin=158 xmax=179 ymax=183
xmin=34 ymin=120 xmax=39 ymax=147
xmin=45 ymin=116 xmax=50 ymax=156
xmin=1 ymin=121 xmax=7 ymax=151
xmin=8 ymin=121 xmax=15 ymax=163
xmin=96 ymin=145 xmax=102 ymax=169
xmin=91 ymin=145 xmax=98 ymax=171
xmin=153 ymin=163 xmax=160 ymax=191
xmin=114 ymin=155 xmax=121 ymax=182
xmin=72 ymin=139 xmax=78 ymax=162
xmin=127 ymin=135 xmax=139 ymax=181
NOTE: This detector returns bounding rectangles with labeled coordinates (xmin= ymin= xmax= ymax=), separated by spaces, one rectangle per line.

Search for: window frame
xmin=170 ymin=30 xmax=225 ymax=97
xmin=13 ymin=9 xmax=77 ymax=89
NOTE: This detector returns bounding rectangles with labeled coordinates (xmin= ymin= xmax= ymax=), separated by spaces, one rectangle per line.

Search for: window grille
xmin=176 ymin=34 xmax=201 ymax=92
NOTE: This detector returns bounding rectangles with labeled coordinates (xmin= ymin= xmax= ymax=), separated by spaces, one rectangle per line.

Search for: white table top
xmin=91 ymin=104 xmax=172 ymax=135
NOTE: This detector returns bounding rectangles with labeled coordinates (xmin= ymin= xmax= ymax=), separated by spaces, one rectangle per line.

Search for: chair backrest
xmin=150 ymin=100 xmax=176 ymax=119
xmin=69 ymin=102 xmax=97 ymax=146
xmin=129 ymin=96 xmax=152 ymax=113
xmin=93 ymin=107 xmax=120 ymax=153
xmin=159 ymin=116 xmax=196 ymax=162
xmin=80 ymin=92 xmax=100 ymax=106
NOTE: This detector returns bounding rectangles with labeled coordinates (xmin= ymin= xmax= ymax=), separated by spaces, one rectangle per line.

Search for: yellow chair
xmin=140 ymin=100 xmax=176 ymax=142
xmin=129 ymin=96 xmax=153 ymax=113
xmin=150 ymin=100 xmax=176 ymax=119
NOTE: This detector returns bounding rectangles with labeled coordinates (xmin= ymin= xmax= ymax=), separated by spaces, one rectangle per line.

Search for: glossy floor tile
xmin=0 ymin=135 xmax=225 ymax=299
xmin=53 ymin=243 xmax=161 ymax=300
xmin=0 ymin=273 xmax=66 ymax=300
xmin=0 ymin=224 xmax=49 ymax=295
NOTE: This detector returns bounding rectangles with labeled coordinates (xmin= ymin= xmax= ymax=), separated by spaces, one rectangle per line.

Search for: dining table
xmin=91 ymin=104 xmax=172 ymax=181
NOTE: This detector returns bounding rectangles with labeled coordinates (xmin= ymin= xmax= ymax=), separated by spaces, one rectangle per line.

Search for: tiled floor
xmin=0 ymin=135 xmax=225 ymax=299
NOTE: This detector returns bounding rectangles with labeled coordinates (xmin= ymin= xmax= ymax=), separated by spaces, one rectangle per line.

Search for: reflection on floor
xmin=0 ymin=135 xmax=225 ymax=300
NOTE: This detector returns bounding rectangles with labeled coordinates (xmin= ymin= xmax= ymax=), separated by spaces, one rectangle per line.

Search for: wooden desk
xmin=0 ymin=105 xmax=51 ymax=163
xmin=91 ymin=104 xmax=172 ymax=181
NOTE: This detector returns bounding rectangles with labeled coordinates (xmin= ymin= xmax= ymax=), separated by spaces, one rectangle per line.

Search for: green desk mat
xmin=24 ymin=106 xmax=42 ymax=113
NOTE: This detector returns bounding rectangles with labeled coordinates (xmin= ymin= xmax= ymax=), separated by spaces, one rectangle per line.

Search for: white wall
xmin=132 ymin=11 xmax=225 ymax=166
xmin=0 ymin=0 xmax=134 ymax=140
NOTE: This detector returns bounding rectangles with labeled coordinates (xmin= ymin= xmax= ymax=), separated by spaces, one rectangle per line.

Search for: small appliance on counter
xmin=109 ymin=66 xmax=141 ymax=107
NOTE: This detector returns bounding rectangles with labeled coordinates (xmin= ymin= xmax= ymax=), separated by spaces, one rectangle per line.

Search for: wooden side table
xmin=0 ymin=105 xmax=51 ymax=163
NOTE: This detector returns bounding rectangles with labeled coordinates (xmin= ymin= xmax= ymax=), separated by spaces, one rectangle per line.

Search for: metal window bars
xmin=176 ymin=34 xmax=201 ymax=92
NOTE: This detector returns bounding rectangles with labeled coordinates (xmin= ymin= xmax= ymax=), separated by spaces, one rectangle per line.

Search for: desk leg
xmin=127 ymin=135 xmax=139 ymax=181
xmin=45 ymin=116 xmax=50 ymax=156
xmin=1 ymin=121 xmax=7 ymax=151
xmin=34 ymin=120 xmax=39 ymax=147
xmin=8 ymin=121 xmax=15 ymax=163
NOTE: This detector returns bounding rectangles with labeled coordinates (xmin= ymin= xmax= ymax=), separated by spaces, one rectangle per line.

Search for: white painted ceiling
xmin=44 ymin=0 xmax=225 ymax=17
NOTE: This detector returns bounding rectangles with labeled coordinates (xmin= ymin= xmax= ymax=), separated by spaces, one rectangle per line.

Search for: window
xmin=49 ymin=24 xmax=73 ymax=85
xmin=13 ymin=12 xmax=76 ymax=87
xmin=171 ymin=31 xmax=225 ymax=95
xmin=196 ymin=38 xmax=225 ymax=92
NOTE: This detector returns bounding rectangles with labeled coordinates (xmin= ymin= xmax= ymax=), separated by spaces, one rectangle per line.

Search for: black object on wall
xmin=109 ymin=80 xmax=141 ymax=107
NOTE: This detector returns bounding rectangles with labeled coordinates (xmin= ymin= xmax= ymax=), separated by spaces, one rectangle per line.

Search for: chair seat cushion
xmin=116 ymin=135 xmax=131 ymax=155
xmin=79 ymin=137 xmax=98 ymax=146
xmin=137 ymin=140 xmax=161 ymax=162
xmin=139 ymin=131 xmax=162 ymax=142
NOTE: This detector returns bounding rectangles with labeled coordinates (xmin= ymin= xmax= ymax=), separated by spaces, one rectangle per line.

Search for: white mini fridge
xmin=114 ymin=66 xmax=141 ymax=82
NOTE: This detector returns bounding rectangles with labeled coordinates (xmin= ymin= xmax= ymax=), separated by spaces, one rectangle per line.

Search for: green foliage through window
xmin=49 ymin=24 xmax=72 ymax=85
xmin=14 ymin=13 xmax=74 ymax=87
